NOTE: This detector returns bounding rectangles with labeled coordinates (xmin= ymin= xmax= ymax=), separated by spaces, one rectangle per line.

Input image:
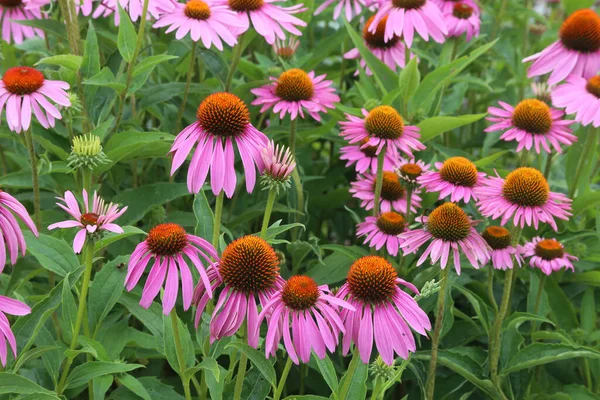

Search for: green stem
xmin=23 ymin=128 xmax=41 ymax=231
xmin=569 ymin=126 xmax=598 ymax=198
xmin=260 ymin=188 xmax=277 ymax=239
xmin=82 ymin=168 xmax=92 ymax=194
xmin=289 ymin=119 xmax=303 ymax=242
xmin=373 ymin=148 xmax=386 ymax=217
xmin=212 ymin=192 xmax=224 ymax=248
xmin=405 ymin=186 xmax=413 ymax=224
xmin=488 ymin=267 xmax=498 ymax=313
xmin=56 ymin=240 xmax=95 ymax=395
xmin=530 ymin=273 xmax=546 ymax=337
xmin=273 ymin=356 xmax=293 ymax=400
xmin=225 ymin=33 xmax=246 ymax=92
xmin=370 ymin=377 xmax=383 ymax=400
xmin=434 ymin=38 xmax=459 ymax=119
xmin=425 ymin=267 xmax=450 ymax=400
xmin=543 ymin=152 xmax=554 ymax=179
xmin=170 ymin=311 xmax=192 ymax=400
xmin=288 ymin=118 xmax=298 ymax=157
xmin=176 ymin=41 xmax=197 ymax=133
xmin=233 ymin=353 xmax=248 ymax=400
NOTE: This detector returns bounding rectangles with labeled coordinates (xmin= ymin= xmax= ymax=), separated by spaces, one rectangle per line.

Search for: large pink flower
xmin=0 ymin=67 xmax=70 ymax=133
xmin=552 ymin=74 xmax=600 ymax=128
xmin=336 ymin=256 xmax=431 ymax=365
xmin=48 ymin=190 xmax=127 ymax=254
xmin=481 ymin=226 xmax=524 ymax=271
xmin=0 ymin=295 xmax=31 ymax=366
xmin=0 ymin=0 xmax=45 ymax=44
xmin=357 ymin=211 xmax=406 ymax=256
xmin=251 ymin=68 xmax=339 ymax=121
xmin=170 ymin=92 xmax=268 ymax=198
xmin=0 ymin=190 xmax=38 ymax=273
xmin=350 ymin=171 xmax=422 ymax=214
xmin=418 ymin=157 xmax=486 ymax=204
xmin=523 ymin=237 xmax=577 ymax=276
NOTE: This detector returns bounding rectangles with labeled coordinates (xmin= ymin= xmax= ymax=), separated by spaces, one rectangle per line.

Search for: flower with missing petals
xmin=396 ymin=158 xmax=430 ymax=187
xmin=273 ymin=37 xmax=300 ymax=60
xmin=523 ymin=237 xmax=577 ymax=275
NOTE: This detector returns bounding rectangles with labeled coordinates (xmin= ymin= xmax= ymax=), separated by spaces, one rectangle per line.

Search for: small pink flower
xmin=418 ymin=157 xmax=485 ymax=204
xmin=396 ymin=158 xmax=430 ymax=187
xmin=0 ymin=190 xmax=38 ymax=273
xmin=431 ymin=0 xmax=476 ymax=14
xmin=357 ymin=211 xmax=406 ymax=256
xmin=257 ymin=276 xmax=354 ymax=364
xmin=552 ymin=74 xmax=600 ymax=128
xmin=485 ymin=99 xmax=577 ymax=154
xmin=48 ymin=190 xmax=127 ymax=254
xmin=523 ymin=237 xmax=577 ymax=276
xmin=0 ymin=67 xmax=70 ymax=133
xmin=444 ymin=1 xmax=480 ymax=42
xmin=251 ymin=68 xmax=339 ymax=121
xmin=481 ymin=226 xmax=524 ymax=271
xmin=272 ymin=37 xmax=300 ymax=60
xmin=0 ymin=0 xmax=46 ymax=44
xmin=313 ymin=0 xmax=378 ymax=21
xmin=261 ymin=140 xmax=296 ymax=182
xmin=126 ymin=223 xmax=219 ymax=315
xmin=0 ymin=295 xmax=31 ymax=366
xmin=350 ymin=171 xmax=422 ymax=214
xmin=339 ymin=139 xmax=400 ymax=174
xmin=336 ymin=256 xmax=431 ymax=365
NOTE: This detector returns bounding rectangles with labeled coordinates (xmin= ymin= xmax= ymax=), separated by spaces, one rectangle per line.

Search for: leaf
xmin=14 ymin=19 xmax=67 ymax=39
xmin=117 ymin=5 xmax=137 ymax=62
xmin=572 ymin=191 xmax=600 ymax=216
xmin=580 ymin=288 xmax=596 ymax=334
xmin=61 ymin=278 xmax=78 ymax=341
xmin=82 ymin=20 xmax=101 ymax=79
xmin=94 ymin=226 xmax=146 ymax=254
xmin=66 ymin=361 xmax=144 ymax=389
xmin=132 ymin=54 xmax=178 ymax=77
xmin=315 ymin=355 xmax=338 ymax=394
xmin=474 ymin=150 xmax=512 ymax=168
xmin=0 ymin=373 xmax=57 ymax=395
xmin=99 ymin=130 xmax=174 ymax=173
xmin=502 ymin=343 xmax=600 ymax=375
xmin=283 ymin=396 xmax=331 ymax=400
xmin=182 ymin=357 xmax=221 ymax=383
xmin=24 ymin=232 xmax=80 ymax=277
xmin=36 ymin=54 xmax=82 ymax=71
xmin=563 ymin=0 xmax=595 ymax=15
xmin=226 ymin=341 xmax=276 ymax=387
xmin=108 ymin=376 xmax=185 ymax=399
xmin=502 ymin=312 xmax=554 ymax=331
xmin=193 ymin=191 xmax=214 ymax=242
xmin=336 ymin=351 xmax=368 ymax=400
xmin=307 ymin=245 xmax=368 ymax=285
xmin=163 ymin=313 xmax=195 ymax=372
xmin=116 ymin=373 xmax=152 ymax=400
xmin=261 ymin=220 xmax=305 ymax=244
xmin=119 ymin=292 xmax=164 ymax=343
xmin=397 ymin=57 xmax=420 ymax=104
xmin=84 ymin=67 xmax=126 ymax=92
xmin=11 ymin=346 xmax=56 ymax=374
xmin=88 ymin=255 xmax=128 ymax=330
xmin=418 ymin=114 xmax=487 ymax=142
xmin=544 ymin=275 xmax=579 ymax=331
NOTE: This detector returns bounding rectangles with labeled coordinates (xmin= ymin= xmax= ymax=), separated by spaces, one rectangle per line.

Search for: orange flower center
xmin=197 ymin=92 xmax=249 ymax=137
xmin=228 ymin=0 xmax=263 ymax=11
xmin=439 ymin=156 xmax=479 ymax=187
xmin=347 ymin=255 xmax=397 ymax=303
xmin=363 ymin=15 xmax=399 ymax=49
xmin=511 ymin=99 xmax=552 ymax=135
xmin=2 ymin=67 xmax=44 ymax=95
xmin=376 ymin=211 xmax=406 ymax=235
xmin=482 ymin=226 xmax=511 ymax=250
xmin=275 ymin=68 xmax=314 ymax=102
xmin=184 ymin=0 xmax=211 ymax=20
xmin=80 ymin=212 xmax=100 ymax=226
xmin=559 ymin=9 xmax=600 ymax=53
xmin=365 ymin=106 xmax=405 ymax=140
xmin=534 ymin=239 xmax=564 ymax=260
xmin=375 ymin=171 xmax=405 ymax=201
xmin=426 ymin=202 xmax=471 ymax=242
xmin=586 ymin=75 xmax=600 ymax=98
xmin=392 ymin=0 xmax=425 ymax=9
xmin=146 ymin=223 xmax=188 ymax=256
xmin=502 ymin=167 xmax=549 ymax=207
xmin=399 ymin=163 xmax=423 ymax=180
xmin=219 ymin=236 xmax=279 ymax=294
xmin=281 ymin=276 xmax=320 ymax=310
xmin=452 ymin=3 xmax=473 ymax=19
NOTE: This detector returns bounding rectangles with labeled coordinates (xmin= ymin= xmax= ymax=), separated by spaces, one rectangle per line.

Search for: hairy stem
xmin=260 ymin=188 xmax=277 ymax=239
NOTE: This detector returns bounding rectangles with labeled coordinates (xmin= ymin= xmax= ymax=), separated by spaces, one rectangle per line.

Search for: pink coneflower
xmin=344 ymin=15 xmax=413 ymax=76
xmin=370 ymin=0 xmax=447 ymax=48
xmin=92 ymin=0 xmax=170 ymax=24
xmin=475 ymin=167 xmax=572 ymax=231
xmin=251 ymin=68 xmax=339 ymax=121
xmin=0 ymin=0 xmax=45 ymax=44
xmin=220 ymin=0 xmax=307 ymax=45
xmin=523 ymin=237 xmax=577 ymax=275
xmin=340 ymin=106 xmax=425 ymax=157
xmin=431 ymin=0 xmax=475 ymax=14
xmin=552 ymin=74 xmax=600 ymax=127
xmin=170 ymin=92 xmax=268 ymax=197
xmin=350 ymin=171 xmax=422 ymax=214
xmin=48 ymin=190 xmax=127 ymax=254
xmin=336 ymin=256 xmax=431 ymax=365
xmin=523 ymin=9 xmax=600 ymax=85
xmin=204 ymin=236 xmax=284 ymax=347
xmin=0 ymin=67 xmax=70 ymax=133
xmin=152 ymin=0 xmax=243 ymax=49
xmin=261 ymin=140 xmax=296 ymax=184
xmin=485 ymin=99 xmax=577 ymax=154
xmin=272 ymin=37 xmax=300 ymax=60
xmin=481 ymin=226 xmax=524 ymax=271
xmin=444 ymin=2 xmax=480 ymax=42
xmin=314 ymin=0 xmax=374 ymax=21
xmin=125 ymin=223 xmax=219 ymax=315
xmin=257 ymin=275 xmax=354 ymax=364
xmin=0 ymin=295 xmax=30 ymax=366
xmin=396 ymin=158 xmax=430 ymax=187
xmin=357 ymin=211 xmax=406 ymax=256
xmin=0 ymin=190 xmax=38 ymax=273
xmin=399 ymin=203 xmax=490 ymax=274
xmin=339 ymin=138 xmax=400 ymax=174
xmin=418 ymin=157 xmax=485 ymax=203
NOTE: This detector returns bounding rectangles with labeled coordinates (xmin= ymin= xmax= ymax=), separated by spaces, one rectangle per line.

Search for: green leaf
xmin=66 ymin=361 xmax=144 ymax=389
xmin=572 ymin=191 xmax=600 ymax=216
xmin=562 ymin=0 xmax=595 ymax=15
xmin=544 ymin=276 xmax=579 ymax=331
xmin=474 ymin=150 xmax=512 ymax=168
xmin=14 ymin=19 xmax=67 ymax=39
xmin=119 ymin=292 xmax=164 ymax=343
xmin=182 ymin=357 xmax=221 ymax=383
xmin=261 ymin=220 xmax=305 ymax=244
xmin=163 ymin=313 xmax=195 ymax=372
xmin=580 ymin=288 xmax=596 ymax=335
xmin=117 ymin=5 xmax=137 ymax=62
xmin=226 ymin=341 xmax=276 ymax=387
xmin=502 ymin=312 xmax=554 ymax=331
xmin=337 ymin=351 xmax=368 ymax=400
xmin=11 ymin=346 xmax=56 ymax=374
xmin=0 ymin=373 xmax=57 ymax=396
xmin=194 ymin=191 xmax=214 ymax=242
xmin=94 ymin=226 xmax=146 ymax=254
xmin=24 ymin=232 xmax=80 ymax=277
xmin=132 ymin=54 xmax=178 ymax=77
xmin=99 ymin=130 xmax=174 ymax=173
xmin=283 ymin=396 xmax=331 ymax=400
xmin=502 ymin=343 xmax=600 ymax=375
xmin=84 ymin=67 xmax=126 ymax=92
xmin=116 ymin=373 xmax=152 ymax=400
xmin=418 ymin=114 xmax=487 ymax=142
xmin=61 ymin=278 xmax=78 ymax=341
xmin=307 ymin=245 xmax=368 ymax=285
xmin=82 ymin=20 xmax=101 ymax=78
xmin=397 ymin=57 xmax=420 ymax=104
xmin=36 ymin=55 xmax=82 ymax=71
xmin=88 ymin=255 xmax=128 ymax=330
xmin=315 ymin=355 xmax=338 ymax=394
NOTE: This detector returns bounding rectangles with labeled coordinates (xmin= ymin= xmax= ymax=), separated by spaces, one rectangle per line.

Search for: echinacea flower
xmin=336 ymin=255 xmax=431 ymax=365
xmin=257 ymin=275 xmax=354 ymax=364
xmin=418 ymin=157 xmax=485 ymax=203
xmin=340 ymin=106 xmax=425 ymax=157
xmin=339 ymin=138 xmax=400 ymax=174
xmin=475 ymin=167 xmax=572 ymax=231
xmin=221 ymin=0 xmax=307 ymax=45
xmin=523 ymin=9 xmax=600 ymax=85
xmin=92 ymin=0 xmax=171 ymax=24
xmin=399 ymin=203 xmax=490 ymax=274
xmin=260 ymin=140 xmax=296 ymax=192
xmin=552 ymin=74 xmax=600 ymax=127
xmin=357 ymin=211 xmax=406 ymax=256
xmin=0 ymin=67 xmax=71 ymax=133
xmin=48 ymin=190 xmax=127 ymax=254
xmin=370 ymin=0 xmax=447 ymax=48
xmin=0 ymin=190 xmax=38 ymax=273
xmin=344 ymin=15 xmax=413 ymax=76
xmin=431 ymin=0 xmax=475 ymax=14
xmin=314 ymin=0 xmax=374 ymax=21
xmin=152 ymin=0 xmax=243 ymax=49
xmin=170 ymin=92 xmax=269 ymax=197
xmin=273 ymin=37 xmax=300 ymax=60
xmin=481 ymin=226 xmax=524 ymax=271
xmin=0 ymin=295 xmax=30 ymax=366
xmin=531 ymin=81 xmax=553 ymax=105
xmin=350 ymin=171 xmax=422 ymax=214
xmin=444 ymin=1 xmax=480 ymax=42
xmin=251 ymin=68 xmax=339 ymax=121
xmin=523 ymin=237 xmax=577 ymax=275
xmin=126 ymin=223 xmax=219 ymax=315
xmin=396 ymin=158 xmax=430 ymax=187
xmin=485 ymin=99 xmax=577 ymax=154
xmin=0 ymin=0 xmax=45 ymax=44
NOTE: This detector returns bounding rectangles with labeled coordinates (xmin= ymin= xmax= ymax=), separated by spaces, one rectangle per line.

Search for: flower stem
xmin=273 ymin=356 xmax=293 ymax=400
xmin=289 ymin=119 xmax=303 ymax=241
xmin=288 ymin=118 xmax=298 ymax=157
xmin=405 ymin=186 xmax=413 ymax=224
xmin=569 ymin=126 xmax=598 ymax=198
xmin=233 ymin=353 xmax=248 ymax=400
xmin=425 ymin=266 xmax=450 ymax=400
xmin=57 ymin=240 xmax=95 ymax=395
xmin=176 ymin=41 xmax=197 ymax=133
xmin=82 ymin=168 xmax=93 ymax=194
xmin=23 ymin=128 xmax=41 ymax=230
xmin=519 ymin=0 xmax=532 ymax=99
xmin=260 ymin=188 xmax=277 ymax=239
xmin=170 ymin=311 xmax=192 ymax=400
xmin=487 ymin=267 xmax=498 ymax=313
xmin=543 ymin=152 xmax=554 ymax=179
xmin=373 ymin=148 xmax=386 ymax=217
xmin=225 ymin=33 xmax=246 ymax=92
xmin=212 ymin=191 xmax=224 ymax=249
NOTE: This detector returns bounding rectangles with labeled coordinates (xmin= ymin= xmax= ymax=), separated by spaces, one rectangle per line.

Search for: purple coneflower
xmin=396 ymin=158 xmax=430 ymax=187
xmin=0 ymin=190 xmax=38 ymax=273
xmin=357 ymin=212 xmax=406 ymax=256
xmin=0 ymin=295 xmax=30 ymax=366
xmin=350 ymin=171 xmax=422 ymax=214
xmin=314 ymin=0 xmax=377 ymax=21
xmin=0 ymin=0 xmax=45 ymax=44
xmin=444 ymin=2 xmax=480 ymax=42
xmin=552 ymin=74 xmax=600 ymax=127
xmin=339 ymin=138 xmax=400 ymax=174
xmin=523 ymin=237 xmax=577 ymax=275
xmin=418 ymin=157 xmax=485 ymax=204
xmin=481 ymin=226 xmax=524 ymax=271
